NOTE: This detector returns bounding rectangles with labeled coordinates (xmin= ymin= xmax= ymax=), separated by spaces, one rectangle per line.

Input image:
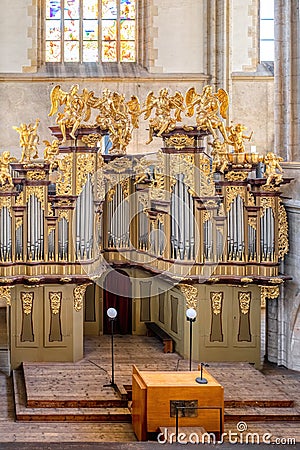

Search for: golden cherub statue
xmin=185 ymin=85 xmax=229 ymax=142
xmin=209 ymin=139 xmax=229 ymax=173
xmin=0 ymin=151 xmax=16 ymax=188
xmin=264 ymin=152 xmax=283 ymax=185
xmin=143 ymin=88 xmax=185 ymax=143
xmin=43 ymin=139 xmax=60 ymax=164
xmin=227 ymin=123 xmax=253 ymax=153
xmin=13 ymin=119 xmax=40 ymax=162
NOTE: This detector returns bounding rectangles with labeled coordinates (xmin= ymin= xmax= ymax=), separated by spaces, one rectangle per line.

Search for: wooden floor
xmin=0 ymin=334 xmax=299 ymax=444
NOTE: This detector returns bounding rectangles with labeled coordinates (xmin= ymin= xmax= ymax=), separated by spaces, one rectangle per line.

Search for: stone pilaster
xmin=274 ymin=0 xmax=300 ymax=161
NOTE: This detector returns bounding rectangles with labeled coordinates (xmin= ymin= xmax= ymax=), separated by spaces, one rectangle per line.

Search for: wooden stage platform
xmin=2 ymin=334 xmax=300 ymax=443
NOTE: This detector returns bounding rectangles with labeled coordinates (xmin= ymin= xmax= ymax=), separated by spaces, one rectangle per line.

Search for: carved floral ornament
xmin=21 ymin=292 xmax=33 ymax=315
xmin=239 ymin=292 xmax=251 ymax=314
xmin=50 ymin=292 xmax=62 ymax=315
xmin=260 ymin=285 xmax=280 ymax=304
xmin=73 ymin=283 xmax=91 ymax=312
xmin=211 ymin=292 xmax=223 ymax=315
xmin=179 ymin=284 xmax=198 ymax=309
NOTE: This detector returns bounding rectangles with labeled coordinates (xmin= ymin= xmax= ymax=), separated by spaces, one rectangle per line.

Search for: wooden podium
xmin=132 ymin=365 xmax=224 ymax=441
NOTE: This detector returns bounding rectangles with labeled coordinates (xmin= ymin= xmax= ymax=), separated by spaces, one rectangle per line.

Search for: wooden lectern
xmin=132 ymin=365 xmax=224 ymax=441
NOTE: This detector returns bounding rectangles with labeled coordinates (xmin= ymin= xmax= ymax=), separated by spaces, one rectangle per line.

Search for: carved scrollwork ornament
xmin=239 ymin=292 xmax=251 ymax=314
xmin=179 ymin=284 xmax=198 ymax=309
xmin=50 ymin=292 xmax=62 ymax=315
xmin=165 ymin=134 xmax=195 ymax=149
xmin=225 ymin=171 xmax=248 ymax=182
xmin=211 ymin=292 xmax=222 ymax=315
xmin=278 ymin=200 xmax=289 ymax=259
xmin=82 ymin=133 xmax=102 ymax=148
xmin=0 ymin=286 xmax=13 ymax=306
xmin=73 ymin=283 xmax=91 ymax=311
xmin=76 ymin=154 xmax=95 ymax=196
xmin=21 ymin=292 xmax=33 ymax=315
xmin=226 ymin=186 xmax=246 ymax=211
xmin=260 ymin=285 xmax=280 ymax=305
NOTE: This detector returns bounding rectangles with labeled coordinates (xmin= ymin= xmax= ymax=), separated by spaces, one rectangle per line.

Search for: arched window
xmin=45 ymin=0 xmax=136 ymax=63
xmin=260 ymin=0 xmax=274 ymax=61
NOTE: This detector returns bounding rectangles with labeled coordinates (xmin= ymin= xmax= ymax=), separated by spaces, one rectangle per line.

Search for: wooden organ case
xmin=0 ymin=85 xmax=291 ymax=369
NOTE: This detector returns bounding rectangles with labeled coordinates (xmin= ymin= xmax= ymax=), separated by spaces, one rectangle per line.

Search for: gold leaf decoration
xmin=278 ymin=200 xmax=289 ymax=259
xmin=50 ymin=292 xmax=62 ymax=315
xmin=239 ymin=292 xmax=251 ymax=314
xmin=260 ymin=285 xmax=280 ymax=305
xmin=165 ymin=134 xmax=194 ymax=149
xmin=0 ymin=286 xmax=13 ymax=305
xmin=76 ymin=154 xmax=95 ymax=196
xmin=179 ymin=284 xmax=198 ymax=309
xmin=211 ymin=292 xmax=223 ymax=315
xmin=21 ymin=292 xmax=33 ymax=315
xmin=73 ymin=283 xmax=91 ymax=312
xmin=225 ymin=171 xmax=248 ymax=182
xmin=56 ymin=154 xmax=73 ymax=196
xmin=82 ymin=133 xmax=102 ymax=148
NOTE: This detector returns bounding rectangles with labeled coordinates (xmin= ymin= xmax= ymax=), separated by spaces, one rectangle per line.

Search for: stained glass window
xmin=45 ymin=0 xmax=136 ymax=62
xmin=260 ymin=0 xmax=274 ymax=61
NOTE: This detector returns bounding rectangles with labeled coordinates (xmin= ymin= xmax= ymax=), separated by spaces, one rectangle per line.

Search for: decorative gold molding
xmin=21 ymin=292 xmax=33 ymax=315
xmin=57 ymin=154 xmax=73 ymax=196
xmin=226 ymin=186 xmax=246 ymax=211
xmin=26 ymin=186 xmax=45 ymax=210
xmin=165 ymin=134 xmax=194 ymax=149
xmin=0 ymin=196 xmax=12 ymax=213
xmin=241 ymin=277 xmax=253 ymax=283
xmin=73 ymin=283 xmax=91 ymax=312
xmin=260 ymin=285 xmax=280 ymax=304
xmin=179 ymin=284 xmax=198 ymax=309
xmin=0 ymin=286 xmax=12 ymax=305
xmin=225 ymin=171 xmax=248 ymax=182
xmin=27 ymin=170 xmax=46 ymax=180
xmin=82 ymin=133 xmax=102 ymax=148
xmin=278 ymin=200 xmax=289 ymax=259
xmin=239 ymin=292 xmax=251 ymax=314
xmin=76 ymin=154 xmax=96 ymax=196
xmin=269 ymin=278 xmax=284 ymax=284
xmin=50 ymin=292 xmax=62 ymax=315
xmin=211 ymin=292 xmax=222 ymax=315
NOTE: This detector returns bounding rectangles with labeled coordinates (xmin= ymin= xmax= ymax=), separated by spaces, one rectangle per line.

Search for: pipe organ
xmin=0 ymin=84 xmax=292 ymax=369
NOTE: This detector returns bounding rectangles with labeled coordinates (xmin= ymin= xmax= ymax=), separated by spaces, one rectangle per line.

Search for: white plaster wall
xmin=231 ymin=79 xmax=275 ymax=153
xmin=152 ymin=0 xmax=204 ymax=73
xmin=0 ymin=0 xmax=32 ymax=73
xmin=232 ymin=0 xmax=256 ymax=72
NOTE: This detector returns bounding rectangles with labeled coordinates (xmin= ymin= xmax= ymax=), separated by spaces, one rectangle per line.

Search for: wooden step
xmin=13 ymin=370 xmax=131 ymax=423
xmin=21 ymin=363 xmax=128 ymax=408
xmin=225 ymin=407 xmax=300 ymax=422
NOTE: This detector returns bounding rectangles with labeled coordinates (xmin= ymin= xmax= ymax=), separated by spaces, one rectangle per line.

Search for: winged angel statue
xmin=143 ymin=88 xmax=185 ymax=143
xmin=48 ymin=84 xmax=93 ymax=142
xmin=185 ymin=85 xmax=229 ymax=142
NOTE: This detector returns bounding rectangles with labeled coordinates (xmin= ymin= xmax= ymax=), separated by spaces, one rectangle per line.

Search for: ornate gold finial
xmin=73 ymin=283 xmax=91 ymax=312
xmin=179 ymin=284 xmax=198 ymax=309
xmin=0 ymin=151 xmax=16 ymax=188
xmin=13 ymin=119 xmax=40 ymax=162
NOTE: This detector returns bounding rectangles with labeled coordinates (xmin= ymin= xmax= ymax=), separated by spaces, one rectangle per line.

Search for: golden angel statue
xmin=227 ymin=123 xmax=253 ymax=153
xmin=185 ymin=85 xmax=229 ymax=141
xmin=49 ymin=85 xmax=93 ymax=142
xmin=13 ymin=119 xmax=40 ymax=162
xmin=264 ymin=152 xmax=283 ymax=186
xmin=143 ymin=88 xmax=185 ymax=144
xmin=0 ymin=151 xmax=16 ymax=188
